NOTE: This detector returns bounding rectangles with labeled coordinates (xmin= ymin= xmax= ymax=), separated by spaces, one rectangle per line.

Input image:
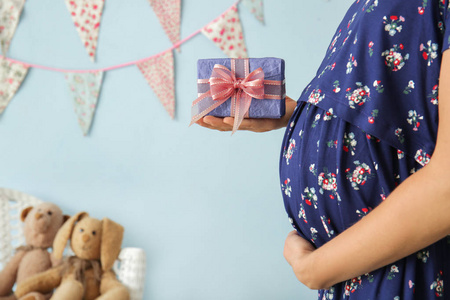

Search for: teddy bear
xmin=14 ymin=212 xmax=130 ymax=300
xmin=0 ymin=202 xmax=69 ymax=300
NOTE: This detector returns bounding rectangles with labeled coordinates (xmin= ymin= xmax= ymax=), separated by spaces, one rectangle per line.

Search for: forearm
xmin=303 ymin=157 xmax=450 ymax=289
xmin=306 ymin=52 xmax=450 ymax=288
xmin=286 ymin=42 xmax=450 ymax=292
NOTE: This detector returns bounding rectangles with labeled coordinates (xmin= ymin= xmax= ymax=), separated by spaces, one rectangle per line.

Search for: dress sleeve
xmin=442 ymin=1 xmax=450 ymax=52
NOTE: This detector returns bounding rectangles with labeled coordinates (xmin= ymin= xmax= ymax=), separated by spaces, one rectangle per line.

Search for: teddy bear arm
xmin=0 ymin=251 xmax=27 ymax=296
xmin=96 ymin=271 xmax=129 ymax=300
xmin=14 ymin=266 xmax=63 ymax=298
xmin=50 ymin=252 xmax=63 ymax=268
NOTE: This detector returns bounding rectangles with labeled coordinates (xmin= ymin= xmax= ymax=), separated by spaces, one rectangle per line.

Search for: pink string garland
xmin=0 ymin=0 xmax=241 ymax=74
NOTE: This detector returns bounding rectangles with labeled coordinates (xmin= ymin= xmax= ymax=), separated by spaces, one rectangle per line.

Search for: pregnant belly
xmin=279 ymin=102 xmax=418 ymax=247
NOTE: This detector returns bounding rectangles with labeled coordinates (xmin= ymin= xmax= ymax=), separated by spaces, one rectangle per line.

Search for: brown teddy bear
xmin=0 ymin=202 xmax=69 ymax=300
xmin=14 ymin=212 xmax=130 ymax=300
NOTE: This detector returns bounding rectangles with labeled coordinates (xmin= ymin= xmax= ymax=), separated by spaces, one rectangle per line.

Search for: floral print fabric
xmin=280 ymin=0 xmax=450 ymax=298
xmin=242 ymin=0 xmax=264 ymax=24
xmin=148 ymin=0 xmax=181 ymax=46
xmin=280 ymin=103 xmax=450 ymax=299
xmin=201 ymin=5 xmax=248 ymax=59
xmin=0 ymin=57 xmax=28 ymax=114
xmin=65 ymin=0 xmax=105 ymax=62
xmin=297 ymin=0 xmax=450 ymax=168
xmin=65 ymin=71 xmax=103 ymax=135
xmin=0 ymin=0 xmax=25 ymax=55
xmin=137 ymin=50 xmax=175 ymax=119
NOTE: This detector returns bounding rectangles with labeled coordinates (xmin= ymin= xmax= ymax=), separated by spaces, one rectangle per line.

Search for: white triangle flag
xmin=137 ymin=50 xmax=175 ymax=119
xmin=148 ymin=0 xmax=181 ymax=47
xmin=64 ymin=71 xmax=104 ymax=135
xmin=242 ymin=0 xmax=264 ymax=24
xmin=65 ymin=0 xmax=105 ymax=62
xmin=0 ymin=0 xmax=26 ymax=55
xmin=0 ymin=58 xmax=28 ymax=114
xmin=201 ymin=5 xmax=248 ymax=58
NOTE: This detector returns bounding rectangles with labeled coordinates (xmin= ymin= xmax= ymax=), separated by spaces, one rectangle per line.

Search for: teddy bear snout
xmin=35 ymin=212 xmax=44 ymax=220
xmin=33 ymin=212 xmax=52 ymax=233
xmin=82 ymin=234 xmax=91 ymax=243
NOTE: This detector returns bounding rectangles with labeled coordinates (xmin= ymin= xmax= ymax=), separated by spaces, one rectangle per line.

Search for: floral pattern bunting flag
xmin=137 ymin=50 xmax=175 ymax=119
xmin=148 ymin=0 xmax=180 ymax=47
xmin=0 ymin=0 xmax=26 ymax=55
xmin=64 ymin=71 xmax=104 ymax=135
xmin=65 ymin=0 xmax=105 ymax=62
xmin=0 ymin=1 xmax=262 ymax=134
xmin=242 ymin=0 xmax=264 ymax=24
xmin=0 ymin=57 xmax=28 ymax=114
xmin=201 ymin=5 xmax=248 ymax=58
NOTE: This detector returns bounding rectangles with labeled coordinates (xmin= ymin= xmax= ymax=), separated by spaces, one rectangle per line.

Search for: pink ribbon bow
xmin=190 ymin=59 xmax=265 ymax=134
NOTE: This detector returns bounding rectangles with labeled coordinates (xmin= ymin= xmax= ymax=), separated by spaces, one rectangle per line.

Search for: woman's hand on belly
xmin=283 ymin=230 xmax=320 ymax=289
xmin=194 ymin=96 xmax=297 ymax=133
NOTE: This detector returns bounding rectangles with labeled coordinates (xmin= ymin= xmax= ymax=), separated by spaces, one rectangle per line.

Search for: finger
xmin=195 ymin=118 xmax=216 ymax=130
xmin=203 ymin=116 xmax=233 ymax=131
xmin=222 ymin=117 xmax=236 ymax=127
xmin=285 ymin=230 xmax=302 ymax=244
xmin=223 ymin=117 xmax=268 ymax=132
xmin=287 ymin=230 xmax=309 ymax=243
xmin=286 ymin=230 xmax=316 ymax=253
xmin=288 ymin=230 xmax=300 ymax=237
xmin=196 ymin=117 xmax=229 ymax=131
xmin=223 ymin=117 xmax=251 ymax=131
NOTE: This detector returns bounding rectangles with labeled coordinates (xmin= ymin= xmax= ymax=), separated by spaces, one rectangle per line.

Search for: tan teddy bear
xmin=15 ymin=212 xmax=130 ymax=300
xmin=0 ymin=202 xmax=68 ymax=300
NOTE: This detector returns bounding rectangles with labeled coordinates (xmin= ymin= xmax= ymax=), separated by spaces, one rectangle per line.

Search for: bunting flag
xmin=0 ymin=58 xmax=28 ymax=114
xmin=242 ymin=0 xmax=264 ymax=24
xmin=65 ymin=0 xmax=105 ymax=62
xmin=148 ymin=0 xmax=181 ymax=47
xmin=0 ymin=0 xmax=26 ymax=55
xmin=137 ymin=50 xmax=175 ymax=119
xmin=0 ymin=1 xmax=264 ymax=135
xmin=64 ymin=71 xmax=104 ymax=135
xmin=201 ymin=5 xmax=248 ymax=59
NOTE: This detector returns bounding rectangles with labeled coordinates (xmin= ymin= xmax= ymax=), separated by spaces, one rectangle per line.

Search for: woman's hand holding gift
xmin=195 ymin=96 xmax=297 ymax=132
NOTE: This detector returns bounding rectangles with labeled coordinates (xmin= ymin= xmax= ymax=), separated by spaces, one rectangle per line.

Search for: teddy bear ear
xmin=52 ymin=212 xmax=89 ymax=259
xmin=100 ymin=218 xmax=124 ymax=272
xmin=20 ymin=206 xmax=33 ymax=222
xmin=63 ymin=215 xmax=71 ymax=223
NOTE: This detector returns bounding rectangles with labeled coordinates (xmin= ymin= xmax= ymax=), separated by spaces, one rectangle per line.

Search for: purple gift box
xmin=196 ymin=57 xmax=286 ymax=119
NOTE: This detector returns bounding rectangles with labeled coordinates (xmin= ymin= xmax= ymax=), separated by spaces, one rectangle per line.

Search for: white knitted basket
xmin=0 ymin=188 xmax=43 ymax=270
xmin=114 ymin=247 xmax=146 ymax=300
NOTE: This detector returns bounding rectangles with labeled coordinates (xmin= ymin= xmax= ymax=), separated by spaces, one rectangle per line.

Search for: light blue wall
xmin=0 ymin=0 xmax=353 ymax=299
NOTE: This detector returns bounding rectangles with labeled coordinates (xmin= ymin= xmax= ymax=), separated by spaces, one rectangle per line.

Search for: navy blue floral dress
xmin=280 ymin=0 xmax=450 ymax=299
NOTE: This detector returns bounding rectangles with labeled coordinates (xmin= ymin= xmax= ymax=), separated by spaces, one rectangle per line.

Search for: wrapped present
xmin=190 ymin=57 xmax=286 ymax=134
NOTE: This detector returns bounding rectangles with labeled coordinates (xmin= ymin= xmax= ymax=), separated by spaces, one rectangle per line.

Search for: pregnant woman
xmin=196 ymin=1 xmax=450 ymax=298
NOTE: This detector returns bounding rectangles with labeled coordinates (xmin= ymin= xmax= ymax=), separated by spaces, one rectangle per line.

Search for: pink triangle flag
xmin=137 ymin=50 xmax=175 ymax=119
xmin=148 ymin=0 xmax=181 ymax=47
xmin=65 ymin=0 xmax=105 ymax=62
xmin=201 ymin=5 xmax=248 ymax=58
xmin=64 ymin=71 xmax=104 ymax=136
xmin=242 ymin=0 xmax=264 ymax=24
xmin=0 ymin=0 xmax=26 ymax=55
xmin=0 ymin=58 xmax=29 ymax=114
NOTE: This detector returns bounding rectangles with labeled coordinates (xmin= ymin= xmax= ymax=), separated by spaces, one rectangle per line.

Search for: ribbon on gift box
xmin=190 ymin=58 xmax=283 ymax=134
